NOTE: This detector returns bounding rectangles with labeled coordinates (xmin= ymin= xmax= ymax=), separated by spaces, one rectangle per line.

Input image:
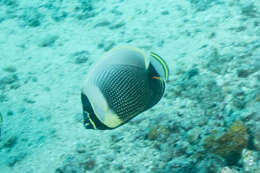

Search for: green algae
xmin=148 ymin=125 xmax=170 ymax=141
xmin=203 ymin=121 xmax=249 ymax=165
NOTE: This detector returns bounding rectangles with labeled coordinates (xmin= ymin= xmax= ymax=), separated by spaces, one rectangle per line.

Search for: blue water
xmin=0 ymin=0 xmax=259 ymax=172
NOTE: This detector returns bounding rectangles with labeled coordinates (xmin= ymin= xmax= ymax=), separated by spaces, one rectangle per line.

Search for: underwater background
xmin=0 ymin=0 xmax=259 ymax=172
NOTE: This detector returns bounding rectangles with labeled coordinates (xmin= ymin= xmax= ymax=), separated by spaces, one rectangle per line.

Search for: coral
xmin=147 ymin=125 xmax=170 ymax=141
xmin=203 ymin=121 xmax=249 ymax=165
xmin=147 ymin=126 xmax=158 ymax=140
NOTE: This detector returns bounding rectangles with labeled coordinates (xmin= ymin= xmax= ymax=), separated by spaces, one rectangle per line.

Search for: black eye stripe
xmin=81 ymin=93 xmax=94 ymax=114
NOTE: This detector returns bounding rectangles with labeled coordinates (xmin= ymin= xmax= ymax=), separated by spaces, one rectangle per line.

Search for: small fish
xmin=81 ymin=46 xmax=169 ymax=130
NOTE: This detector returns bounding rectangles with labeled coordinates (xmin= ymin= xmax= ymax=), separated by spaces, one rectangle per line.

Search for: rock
xmin=75 ymin=143 xmax=86 ymax=153
xmin=186 ymin=68 xmax=199 ymax=79
xmin=38 ymin=34 xmax=59 ymax=47
xmin=203 ymin=121 xmax=249 ymax=165
xmin=112 ymin=163 xmax=124 ymax=171
xmin=1 ymin=0 xmax=18 ymax=7
xmin=55 ymin=155 xmax=85 ymax=173
xmin=161 ymin=10 xmax=169 ymax=15
xmin=240 ymin=3 xmax=259 ymax=18
xmin=7 ymin=110 xmax=14 ymax=116
xmin=187 ymin=127 xmax=201 ymax=144
xmin=0 ymin=73 xmax=20 ymax=90
xmin=52 ymin=10 xmax=68 ymax=22
xmin=1 ymin=74 xmax=19 ymax=85
xmin=7 ymin=152 xmax=27 ymax=167
xmin=3 ymin=136 xmax=18 ymax=148
xmin=3 ymin=66 xmax=17 ymax=73
xmin=55 ymin=153 xmax=96 ymax=172
xmin=201 ymin=48 xmax=233 ymax=74
xmin=94 ymin=20 xmax=111 ymax=28
xmin=170 ymin=72 xmax=224 ymax=116
xmin=55 ymin=164 xmax=83 ymax=173
xmin=73 ymin=0 xmax=95 ymax=20
xmin=174 ymin=141 xmax=190 ymax=156
xmin=187 ymin=0 xmax=219 ymax=11
xmin=159 ymin=152 xmax=173 ymax=162
xmin=71 ymin=51 xmax=90 ymax=64
xmin=0 ymin=94 xmax=8 ymax=102
xmin=97 ymin=41 xmax=115 ymax=51
xmin=241 ymin=149 xmax=260 ymax=173
xmin=193 ymin=154 xmax=226 ymax=173
xmin=83 ymin=159 xmax=95 ymax=171
xmin=219 ymin=167 xmax=239 ymax=173
xmin=253 ymin=131 xmax=260 ymax=151
xmin=23 ymin=98 xmax=36 ymax=104
xmin=231 ymin=90 xmax=246 ymax=110
xmin=232 ymin=97 xmax=245 ymax=110
xmin=0 ymin=17 xmax=5 ymax=23
xmin=21 ymin=7 xmax=43 ymax=27
xmin=256 ymin=92 xmax=260 ymax=102
xmin=165 ymin=157 xmax=192 ymax=172
xmin=237 ymin=68 xmax=251 ymax=78
xmin=109 ymin=22 xmax=125 ymax=30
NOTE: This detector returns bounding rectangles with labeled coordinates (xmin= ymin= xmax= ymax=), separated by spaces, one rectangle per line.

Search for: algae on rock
xmin=203 ymin=121 xmax=249 ymax=165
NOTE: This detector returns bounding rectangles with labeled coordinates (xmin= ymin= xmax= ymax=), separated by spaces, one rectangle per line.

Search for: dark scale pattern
xmin=95 ymin=64 xmax=148 ymax=122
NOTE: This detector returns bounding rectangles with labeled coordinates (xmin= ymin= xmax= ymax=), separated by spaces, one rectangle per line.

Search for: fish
xmin=81 ymin=46 xmax=169 ymax=130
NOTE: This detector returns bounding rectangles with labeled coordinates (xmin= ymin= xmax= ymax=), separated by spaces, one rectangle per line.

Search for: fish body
xmin=81 ymin=46 xmax=169 ymax=130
